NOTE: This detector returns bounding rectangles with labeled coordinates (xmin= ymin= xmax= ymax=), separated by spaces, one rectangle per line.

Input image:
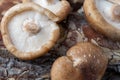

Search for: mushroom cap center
xmin=112 ymin=5 xmax=120 ymax=22
xmin=23 ymin=19 xmax=40 ymax=34
xmin=7 ymin=10 xmax=60 ymax=53
xmin=23 ymin=21 xmax=40 ymax=34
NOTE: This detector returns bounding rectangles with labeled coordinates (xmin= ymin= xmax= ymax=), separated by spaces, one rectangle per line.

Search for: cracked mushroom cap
xmin=22 ymin=0 xmax=71 ymax=22
xmin=84 ymin=0 xmax=120 ymax=41
xmin=1 ymin=3 xmax=60 ymax=60
xmin=51 ymin=42 xmax=108 ymax=80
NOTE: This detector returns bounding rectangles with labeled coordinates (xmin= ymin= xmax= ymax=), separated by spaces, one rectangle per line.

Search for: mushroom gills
xmin=8 ymin=10 xmax=59 ymax=52
xmin=27 ymin=0 xmax=63 ymax=15
xmin=95 ymin=0 xmax=120 ymax=29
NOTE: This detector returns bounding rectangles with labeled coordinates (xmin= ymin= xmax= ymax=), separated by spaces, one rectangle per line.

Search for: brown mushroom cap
xmin=51 ymin=42 xmax=108 ymax=80
xmin=84 ymin=0 xmax=120 ymax=41
xmin=1 ymin=3 xmax=60 ymax=60
xmin=51 ymin=56 xmax=82 ymax=80
xmin=22 ymin=0 xmax=71 ymax=22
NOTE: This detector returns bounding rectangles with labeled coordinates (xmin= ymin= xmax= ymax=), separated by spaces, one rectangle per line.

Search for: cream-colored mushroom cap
xmin=23 ymin=0 xmax=71 ymax=22
xmin=1 ymin=3 xmax=60 ymax=60
xmin=84 ymin=0 xmax=120 ymax=41
xmin=51 ymin=42 xmax=108 ymax=80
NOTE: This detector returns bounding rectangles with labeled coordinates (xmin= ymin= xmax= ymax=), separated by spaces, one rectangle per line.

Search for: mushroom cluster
xmin=0 ymin=0 xmax=116 ymax=79
xmin=0 ymin=0 xmax=71 ymax=60
xmin=84 ymin=0 xmax=120 ymax=41
xmin=51 ymin=42 xmax=108 ymax=80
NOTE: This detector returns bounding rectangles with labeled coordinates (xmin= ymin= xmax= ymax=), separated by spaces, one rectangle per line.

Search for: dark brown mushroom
xmin=51 ymin=42 xmax=108 ymax=80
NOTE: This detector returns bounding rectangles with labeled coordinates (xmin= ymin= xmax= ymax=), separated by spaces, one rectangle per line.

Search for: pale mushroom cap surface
xmin=23 ymin=0 xmax=71 ymax=21
xmin=51 ymin=42 xmax=108 ymax=80
xmin=84 ymin=0 xmax=120 ymax=41
xmin=95 ymin=0 xmax=120 ymax=28
xmin=1 ymin=3 xmax=60 ymax=60
xmin=8 ymin=11 xmax=58 ymax=52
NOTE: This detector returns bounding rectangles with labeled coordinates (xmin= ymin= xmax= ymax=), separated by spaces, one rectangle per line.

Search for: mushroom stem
xmin=23 ymin=20 xmax=40 ymax=34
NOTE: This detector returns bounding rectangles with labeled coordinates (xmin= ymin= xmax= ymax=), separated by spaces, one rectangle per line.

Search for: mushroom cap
xmin=22 ymin=0 xmax=71 ymax=22
xmin=1 ymin=3 xmax=60 ymax=60
xmin=51 ymin=42 xmax=108 ymax=80
xmin=51 ymin=56 xmax=81 ymax=80
xmin=84 ymin=0 xmax=120 ymax=41
xmin=67 ymin=42 xmax=108 ymax=80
